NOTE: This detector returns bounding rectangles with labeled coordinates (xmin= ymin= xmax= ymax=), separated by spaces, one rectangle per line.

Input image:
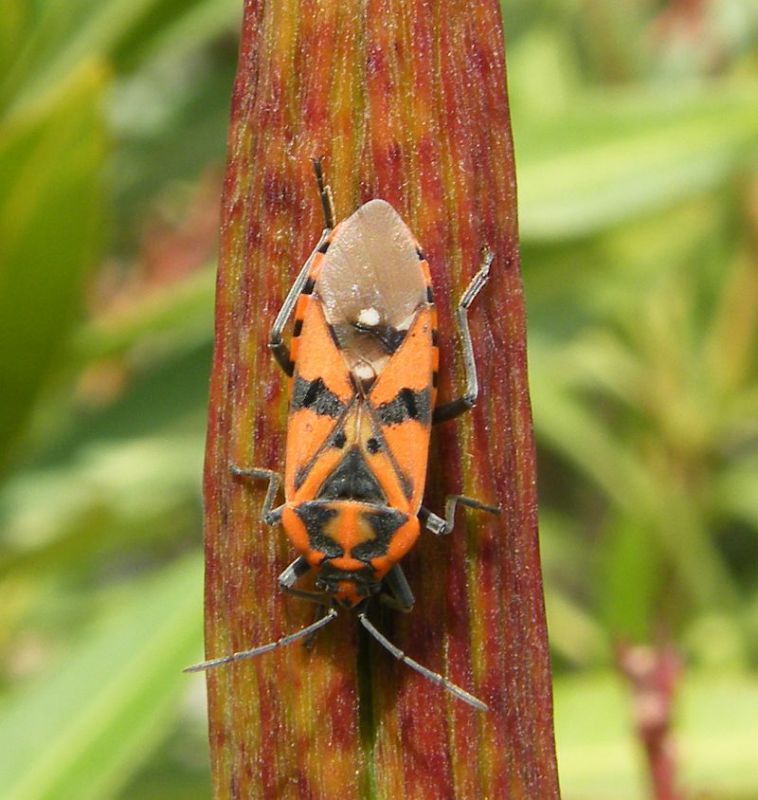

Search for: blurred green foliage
xmin=0 ymin=1 xmax=755 ymax=798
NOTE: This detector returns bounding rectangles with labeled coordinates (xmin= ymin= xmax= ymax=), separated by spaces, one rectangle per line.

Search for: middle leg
xmin=419 ymin=493 xmax=500 ymax=536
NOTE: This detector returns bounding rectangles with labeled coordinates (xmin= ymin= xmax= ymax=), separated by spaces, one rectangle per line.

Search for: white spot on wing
xmin=354 ymin=362 xmax=376 ymax=381
xmin=357 ymin=307 xmax=380 ymax=327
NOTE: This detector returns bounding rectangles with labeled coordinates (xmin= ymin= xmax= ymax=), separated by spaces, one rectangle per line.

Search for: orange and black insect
xmin=187 ymin=161 xmax=497 ymax=710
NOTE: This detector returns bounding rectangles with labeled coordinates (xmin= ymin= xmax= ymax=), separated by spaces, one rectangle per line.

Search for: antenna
xmin=311 ymin=157 xmax=336 ymax=230
xmin=185 ymin=608 xmax=338 ymax=672
xmin=357 ymin=613 xmax=488 ymax=712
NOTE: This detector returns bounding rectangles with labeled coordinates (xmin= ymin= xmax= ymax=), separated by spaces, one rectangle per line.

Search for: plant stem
xmin=202 ymin=2 xmax=559 ymax=797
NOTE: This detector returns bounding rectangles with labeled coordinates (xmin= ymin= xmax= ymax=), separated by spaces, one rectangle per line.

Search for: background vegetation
xmin=0 ymin=1 xmax=756 ymax=798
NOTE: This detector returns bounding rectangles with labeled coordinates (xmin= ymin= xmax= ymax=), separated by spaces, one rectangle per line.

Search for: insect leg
xmin=379 ymin=564 xmax=415 ymax=613
xmin=184 ymin=608 xmax=338 ymax=673
xmin=432 ymin=247 xmax=493 ymax=424
xmin=229 ymin=475 xmax=331 ymax=605
xmin=357 ymin=613 xmax=488 ymax=711
xmin=269 ymin=159 xmax=336 ymax=374
xmin=419 ymin=494 xmax=500 ymax=536
xmin=269 ymin=227 xmax=331 ymax=376
xmin=278 ymin=556 xmax=311 ymax=587
xmin=278 ymin=556 xmax=332 ymax=607
xmin=229 ymin=465 xmax=285 ymax=525
xmin=311 ymin=157 xmax=336 ymax=229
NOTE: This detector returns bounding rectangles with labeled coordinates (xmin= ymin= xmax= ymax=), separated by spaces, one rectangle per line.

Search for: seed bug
xmin=187 ymin=160 xmax=498 ymax=711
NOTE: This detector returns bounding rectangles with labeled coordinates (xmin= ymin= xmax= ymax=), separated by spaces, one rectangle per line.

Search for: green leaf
xmin=0 ymin=430 xmax=204 ymax=578
xmin=111 ymin=0 xmax=240 ymax=70
xmin=0 ymin=62 xmax=107 ymax=470
xmin=2 ymin=0 xmax=238 ymax=118
xmin=529 ymin=335 xmax=738 ymax=615
xmin=0 ymin=0 xmax=28 ymax=79
xmin=2 ymin=0 xmax=164 ymax=116
xmin=714 ymin=456 xmax=758 ymax=529
xmin=516 ymin=84 xmax=758 ymax=240
xmin=72 ymin=266 xmax=215 ymax=364
xmin=0 ymin=555 xmax=203 ymax=800
xmin=599 ymin=515 xmax=662 ymax=641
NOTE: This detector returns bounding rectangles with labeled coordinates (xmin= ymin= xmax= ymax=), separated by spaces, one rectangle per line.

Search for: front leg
xmin=278 ymin=556 xmax=332 ymax=607
xmin=268 ymin=228 xmax=331 ymax=376
xmin=269 ymin=159 xmax=336 ymax=375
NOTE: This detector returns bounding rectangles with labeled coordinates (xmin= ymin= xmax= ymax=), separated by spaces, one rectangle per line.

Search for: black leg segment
xmin=380 ymin=564 xmax=415 ymax=612
xmin=432 ymin=247 xmax=493 ymax=424
xmin=311 ymin=157 xmax=336 ymax=230
xmin=230 ymin=464 xmax=285 ymax=525
xmin=268 ymin=160 xmax=336 ymax=376
xmin=277 ymin=556 xmax=333 ymax=607
xmin=420 ymin=493 xmax=500 ymax=536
